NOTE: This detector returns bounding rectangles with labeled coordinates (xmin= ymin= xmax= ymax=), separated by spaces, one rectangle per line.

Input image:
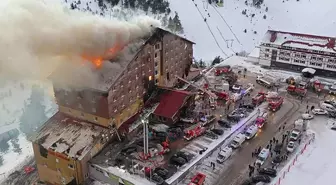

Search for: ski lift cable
xmin=192 ymin=1 xmax=228 ymax=57
xmin=210 ymin=4 xmax=242 ymax=46
xmin=216 ymin=27 xmax=236 ymax=53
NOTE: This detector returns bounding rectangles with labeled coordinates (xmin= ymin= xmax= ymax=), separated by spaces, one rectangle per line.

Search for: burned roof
xmin=49 ymin=27 xmax=194 ymax=92
xmin=34 ymin=112 xmax=109 ymax=160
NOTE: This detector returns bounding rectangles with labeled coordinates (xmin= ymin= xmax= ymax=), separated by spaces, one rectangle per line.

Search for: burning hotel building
xmin=31 ymin=28 xmax=194 ymax=185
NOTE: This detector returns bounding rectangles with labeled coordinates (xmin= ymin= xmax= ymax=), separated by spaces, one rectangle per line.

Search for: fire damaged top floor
xmin=49 ymin=27 xmax=194 ymax=129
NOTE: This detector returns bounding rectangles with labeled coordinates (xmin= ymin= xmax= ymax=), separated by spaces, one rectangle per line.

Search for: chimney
xmin=270 ymin=31 xmax=277 ymax=43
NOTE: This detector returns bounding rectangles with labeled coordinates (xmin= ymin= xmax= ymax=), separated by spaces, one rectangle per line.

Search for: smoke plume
xmin=0 ymin=0 xmax=160 ymax=88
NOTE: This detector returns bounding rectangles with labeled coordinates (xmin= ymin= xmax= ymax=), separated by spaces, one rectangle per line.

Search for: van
xmin=216 ymin=146 xmax=233 ymax=163
xmin=245 ymin=125 xmax=259 ymax=140
xmin=230 ymin=133 xmax=246 ymax=149
xmin=256 ymin=148 xmax=270 ymax=166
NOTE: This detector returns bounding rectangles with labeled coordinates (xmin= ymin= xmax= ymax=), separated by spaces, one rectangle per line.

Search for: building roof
xmin=34 ymin=112 xmax=109 ymax=160
xmin=261 ymin=30 xmax=336 ymax=54
xmin=49 ymin=27 xmax=194 ymax=92
xmin=153 ymin=90 xmax=191 ymax=119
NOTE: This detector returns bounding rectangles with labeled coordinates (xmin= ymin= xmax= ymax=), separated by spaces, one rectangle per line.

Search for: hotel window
xmin=155 ymin=53 xmax=158 ymax=58
xmin=317 ymin=57 xmax=323 ymax=61
xmin=94 ymin=117 xmax=98 ymax=121
xmin=155 ymin=44 xmax=160 ymax=50
xmin=155 ymin=79 xmax=159 ymax=84
xmin=155 ymin=70 xmax=158 ymax=75
xmin=311 ymin=56 xmax=317 ymax=60
xmin=265 ymin=49 xmax=270 ymax=52
xmin=301 ymin=54 xmax=306 ymax=58
xmin=155 ymin=62 xmax=158 ymax=67
xmin=317 ymin=63 xmax=322 ymax=67
xmin=265 ymin=54 xmax=269 ymax=58
xmin=68 ymin=164 xmax=74 ymax=169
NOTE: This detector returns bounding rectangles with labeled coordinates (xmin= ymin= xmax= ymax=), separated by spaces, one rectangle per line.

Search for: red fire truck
xmin=268 ymin=96 xmax=284 ymax=112
xmin=287 ymin=82 xmax=307 ymax=97
xmin=188 ymin=173 xmax=206 ymax=185
xmin=184 ymin=124 xmax=206 ymax=141
xmin=214 ymin=65 xmax=231 ymax=76
xmin=252 ymin=92 xmax=266 ymax=105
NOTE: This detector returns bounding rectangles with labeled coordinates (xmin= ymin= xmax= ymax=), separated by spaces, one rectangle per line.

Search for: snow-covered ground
xmin=278 ymin=118 xmax=336 ymax=185
xmin=170 ymin=0 xmax=336 ymax=60
xmin=0 ymin=79 xmax=57 ymax=182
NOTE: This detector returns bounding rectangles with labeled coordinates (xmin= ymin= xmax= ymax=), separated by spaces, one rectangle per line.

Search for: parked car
xmin=211 ymin=128 xmax=224 ymax=135
xmin=151 ymin=174 xmax=164 ymax=185
xmin=258 ymin=168 xmax=277 ymax=178
xmin=302 ymin=113 xmax=314 ymax=120
xmin=239 ymin=103 xmax=255 ymax=110
xmin=120 ymin=146 xmax=137 ymax=155
xmin=175 ymin=151 xmax=191 ymax=162
xmin=312 ymin=108 xmax=328 ymax=115
xmin=289 ymin=129 xmax=301 ymax=141
xmin=170 ymin=156 xmax=187 ymax=167
xmin=205 ymin=130 xmax=218 ymax=140
xmin=227 ymin=109 xmax=246 ymax=121
xmin=218 ymin=120 xmax=232 ymax=128
xmin=154 ymin=167 xmax=169 ymax=180
xmin=273 ymin=143 xmax=283 ymax=154
xmin=272 ymin=156 xmax=283 ymax=165
xmin=329 ymin=111 xmax=336 ymax=118
xmin=287 ymin=141 xmax=296 ymax=153
xmin=251 ymin=175 xmax=271 ymax=183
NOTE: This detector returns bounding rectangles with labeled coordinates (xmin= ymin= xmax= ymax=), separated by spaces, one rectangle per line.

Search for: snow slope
xmin=60 ymin=0 xmax=336 ymax=61
xmin=279 ymin=118 xmax=336 ymax=185
xmin=169 ymin=0 xmax=336 ymax=60
xmin=0 ymin=80 xmax=57 ymax=181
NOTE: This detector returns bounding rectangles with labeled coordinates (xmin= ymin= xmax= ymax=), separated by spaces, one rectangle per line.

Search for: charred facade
xmin=33 ymin=28 xmax=194 ymax=185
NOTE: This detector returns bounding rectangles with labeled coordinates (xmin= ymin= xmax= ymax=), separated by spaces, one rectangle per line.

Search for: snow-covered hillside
xmin=61 ymin=0 xmax=336 ymax=61
xmin=170 ymin=0 xmax=336 ymax=60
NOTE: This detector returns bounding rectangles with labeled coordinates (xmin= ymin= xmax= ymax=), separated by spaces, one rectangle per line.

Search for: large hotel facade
xmin=258 ymin=30 xmax=336 ymax=77
xmin=32 ymin=28 xmax=194 ymax=185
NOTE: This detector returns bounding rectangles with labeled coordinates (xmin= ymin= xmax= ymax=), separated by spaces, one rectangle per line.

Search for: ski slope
xmin=279 ymin=119 xmax=336 ymax=185
xmin=169 ymin=0 xmax=336 ymax=60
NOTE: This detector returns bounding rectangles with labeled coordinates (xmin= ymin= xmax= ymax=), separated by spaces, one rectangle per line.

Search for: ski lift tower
xmin=142 ymin=119 xmax=149 ymax=159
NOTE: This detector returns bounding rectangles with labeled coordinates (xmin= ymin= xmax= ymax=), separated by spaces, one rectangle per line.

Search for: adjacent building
xmin=32 ymin=28 xmax=194 ymax=185
xmin=259 ymin=30 xmax=336 ymax=77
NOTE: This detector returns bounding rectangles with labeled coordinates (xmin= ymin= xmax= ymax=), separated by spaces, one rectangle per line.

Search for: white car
xmin=302 ymin=113 xmax=314 ymax=120
xmin=290 ymin=129 xmax=301 ymax=141
xmin=312 ymin=108 xmax=328 ymax=115
xmin=287 ymin=141 xmax=296 ymax=153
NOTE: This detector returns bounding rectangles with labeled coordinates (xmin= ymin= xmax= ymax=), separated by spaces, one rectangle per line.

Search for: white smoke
xmin=0 ymin=0 xmax=161 ymax=88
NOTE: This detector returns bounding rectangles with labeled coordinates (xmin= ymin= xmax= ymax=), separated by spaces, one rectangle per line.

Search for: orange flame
xmin=82 ymin=43 xmax=125 ymax=68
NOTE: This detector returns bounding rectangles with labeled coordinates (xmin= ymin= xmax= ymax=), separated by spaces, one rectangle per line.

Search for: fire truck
xmin=252 ymin=92 xmax=266 ymax=105
xmin=214 ymin=65 xmax=231 ymax=76
xmin=188 ymin=173 xmax=206 ymax=185
xmin=287 ymin=85 xmax=307 ymax=96
xmin=184 ymin=123 xmax=206 ymax=141
xmin=255 ymin=111 xmax=268 ymax=128
xmin=268 ymin=96 xmax=284 ymax=112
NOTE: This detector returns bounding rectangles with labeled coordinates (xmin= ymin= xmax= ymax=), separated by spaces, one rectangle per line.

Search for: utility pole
xmin=142 ymin=119 xmax=149 ymax=158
